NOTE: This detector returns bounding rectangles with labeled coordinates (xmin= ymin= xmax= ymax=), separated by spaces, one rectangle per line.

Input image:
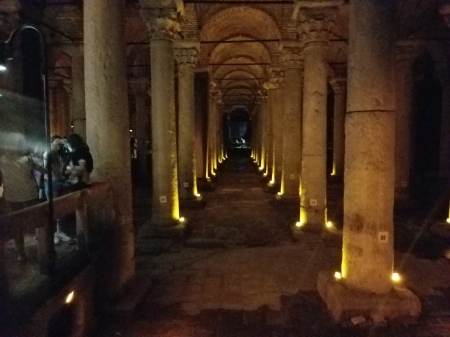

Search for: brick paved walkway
xmin=99 ymin=156 xmax=450 ymax=337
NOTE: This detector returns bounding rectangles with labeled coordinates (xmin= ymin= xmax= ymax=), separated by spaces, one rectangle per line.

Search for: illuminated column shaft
xmin=271 ymin=84 xmax=284 ymax=186
xmin=84 ymin=0 xmax=134 ymax=294
xmin=300 ymin=29 xmax=329 ymax=229
xmin=264 ymin=90 xmax=274 ymax=178
xmin=175 ymin=45 xmax=200 ymax=200
xmin=343 ymin=0 xmax=395 ymax=294
xmin=281 ymin=48 xmax=302 ymax=197
xmin=146 ymin=7 xmax=180 ymax=224
xmin=394 ymin=44 xmax=417 ymax=200
xmin=206 ymin=88 xmax=218 ymax=177
xmin=259 ymin=96 xmax=268 ymax=170
xmin=216 ymin=102 xmax=222 ymax=163
xmin=330 ymin=77 xmax=347 ymax=181
xmin=131 ymin=80 xmax=150 ymax=186
xmin=71 ymin=46 xmax=86 ymax=140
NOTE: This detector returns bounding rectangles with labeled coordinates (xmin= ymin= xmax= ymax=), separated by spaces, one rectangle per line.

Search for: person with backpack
xmin=64 ymin=134 xmax=93 ymax=191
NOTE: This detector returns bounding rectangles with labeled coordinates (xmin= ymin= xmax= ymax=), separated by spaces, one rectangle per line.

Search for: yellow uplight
xmin=179 ymin=217 xmax=186 ymax=223
xmin=446 ymin=218 xmax=450 ymax=224
xmin=211 ymin=172 xmax=216 ymax=176
xmin=295 ymin=220 xmax=304 ymax=228
xmin=277 ymin=192 xmax=282 ymax=196
xmin=391 ymin=272 xmax=401 ymax=282
xmin=334 ymin=271 xmax=342 ymax=280
xmin=258 ymin=167 xmax=264 ymax=171
xmin=65 ymin=291 xmax=75 ymax=304
xmin=326 ymin=221 xmax=333 ymax=229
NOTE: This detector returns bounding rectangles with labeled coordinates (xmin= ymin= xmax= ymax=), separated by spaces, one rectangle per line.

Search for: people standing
xmin=64 ymin=133 xmax=93 ymax=191
xmin=43 ymin=135 xmax=71 ymax=244
xmin=0 ymin=132 xmax=46 ymax=261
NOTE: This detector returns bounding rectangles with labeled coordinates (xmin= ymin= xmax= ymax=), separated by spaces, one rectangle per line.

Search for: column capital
xmin=297 ymin=5 xmax=337 ymax=46
xmin=280 ymin=45 xmax=304 ymax=69
xmin=140 ymin=7 xmax=181 ymax=40
xmin=330 ymin=78 xmax=346 ymax=94
xmin=174 ymin=41 xmax=200 ymax=73
xmin=129 ymin=78 xmax=150 ymax=97
xmin=264 ymin=68 xmax=285 ymax=89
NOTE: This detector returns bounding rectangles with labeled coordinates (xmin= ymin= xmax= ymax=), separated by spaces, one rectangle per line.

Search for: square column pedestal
xmin=317 ymin=271 xmax=421 ymax=322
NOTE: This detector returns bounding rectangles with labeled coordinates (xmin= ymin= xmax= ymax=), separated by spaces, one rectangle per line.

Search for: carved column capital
xmin=281 ymin=46 xmax=304 ymax=69
xmin=330 ymin=78 xmax=346 ymax=95
xmin=141 ymin=7 xmax=181 ymax=40
xmin=174 ymin=42 xmax=200 ymax=74
xmin=298 ymin=6 xmax=336 ymax=46
xmin=264 ymin=68 xmax=285 ymax=89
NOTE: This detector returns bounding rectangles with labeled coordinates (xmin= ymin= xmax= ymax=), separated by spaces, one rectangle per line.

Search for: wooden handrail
xmin=0 ymin=182 xmax=111 ymax=240
xmin=0 ymin=182 xmax=114 ymax=280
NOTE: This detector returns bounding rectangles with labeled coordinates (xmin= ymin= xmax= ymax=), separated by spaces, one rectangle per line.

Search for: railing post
xmin=36 ymin=212 xmax=55 ymax=275
xmin=76 ymin=191 xmax=88 ymax=252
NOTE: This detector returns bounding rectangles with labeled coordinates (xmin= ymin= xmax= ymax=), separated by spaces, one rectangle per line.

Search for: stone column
xmin=258 ymin=94 xmax=268 ymax=172
xmin=318 ymin=0 xmax=420 ymax=321
xmin=130 ymin=79 xmax=150 ymax=187
xmin=207 ymin=88 xmax=221 ymax=177
xmin=394 ymin=43 xmax=418 ymax=201
xmin=84 ymin=0 xmax=134 ymax=296
xmin=142 ymin=6 xmax=181 ymax=226
xmin=175 ymin=42 xmax=200 ymax=202
xmin=270 ymin=72 xmax=284 ymax=189
xmin=330 ymin=73 xmax=347 ymax=181
xmin=299 ymin=10 xmax=333 ymax=230
xmin=342 ymin=0 xmax=396 ymax=294
xmin=71 ymin=45 xmax=86 ymax=140
xmin=280 ymin=46 xmax=303 ymax=199
xmin=263 ymin=86 xmax=274 ymax=179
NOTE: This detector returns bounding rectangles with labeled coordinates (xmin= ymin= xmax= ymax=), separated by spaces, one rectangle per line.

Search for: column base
xmin=264 ymin=183 xmax=280 ymax=194
xmin=197 ymin=178 xmax=216 ymax=192
xmin=275 ymin=193 xmax=300 ymax=202
xmin=139 ymin=220 xmax=186 ymax=239
xmin=180 ymin=197 xmax=207 ymax=209
xmin=290 ymin=225 xmax=341 ymax=242
xmin=317 ymin=271 xmax=421 ymax=322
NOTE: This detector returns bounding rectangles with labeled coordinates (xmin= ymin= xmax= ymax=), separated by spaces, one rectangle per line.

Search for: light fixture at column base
xmin=317 ymin=271 xmax=421 ymax=322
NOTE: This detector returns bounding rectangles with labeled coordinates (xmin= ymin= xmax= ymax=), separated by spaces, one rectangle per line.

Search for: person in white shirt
xmin=0 ymin=132 xmax=46 ymax=261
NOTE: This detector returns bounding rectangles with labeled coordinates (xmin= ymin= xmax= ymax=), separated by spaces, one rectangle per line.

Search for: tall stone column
xmin=258 ymin=94 xmax=268 ymax=171
xmin=175 ymin=43 xmax=200 ymax=202
xmin=207 ymin=88 xmax=221 ymax=177
xmin=394 ymin=43 xmax=418 ymax=201
xmin=330 ymin=73 xmax=347 ymax=182
xmin=343 ymin=0 xmax=396 ymax=294
xmin=270 ymin=72 xmax=284 ymax=189
xmin=142 ymin=5 xmax=181 ymax=226
xmin=130 ymin=79 xmax=150 ymax=187
xmin=263 ymin=86 xmax=274 ymax=179
xmin=71 ymin=45 xmax=86 ymax=140
xmin=318 ymin=0 xmax=420 ymax=321
xmin=280 ymin=46 xmax=303 ymax=199
xmin=84 ymin=0 xmax=134 ymax=296
xmin=299 ymin=10 xmax=333 ymax=230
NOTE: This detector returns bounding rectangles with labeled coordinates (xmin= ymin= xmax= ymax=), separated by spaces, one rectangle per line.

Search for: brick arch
xmin=209 ymin=36 xmax=272 ymax=65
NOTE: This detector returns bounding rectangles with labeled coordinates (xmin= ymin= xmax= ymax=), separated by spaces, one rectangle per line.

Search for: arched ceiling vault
xmin=199 ymin=5 xmax=282 ymax=111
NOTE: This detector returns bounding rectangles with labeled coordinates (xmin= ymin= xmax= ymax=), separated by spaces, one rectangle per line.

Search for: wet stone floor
xmin=99 ymin=156 xmax=450 ymax=337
